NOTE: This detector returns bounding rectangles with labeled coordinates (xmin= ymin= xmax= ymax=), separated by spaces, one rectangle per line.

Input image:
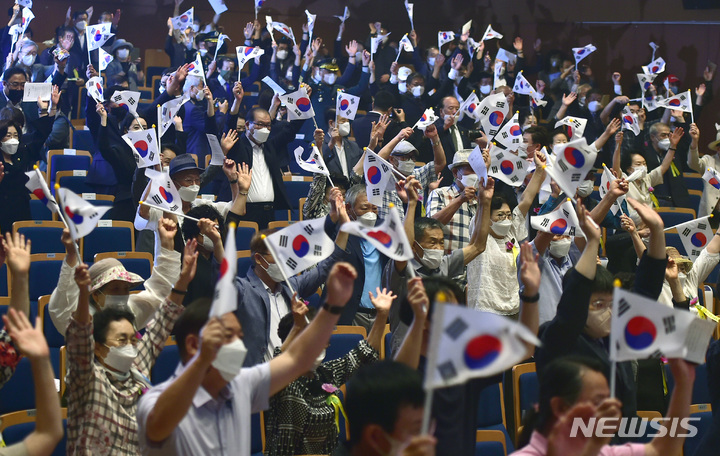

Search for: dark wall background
xmin=31 ymin=0 xmax=720 ymax=142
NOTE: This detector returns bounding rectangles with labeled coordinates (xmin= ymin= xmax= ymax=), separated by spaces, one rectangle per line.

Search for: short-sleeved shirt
xmin=426 ymin=183 xmax=478 ymax=254
xmin=137 ymin=362 xmax=271 ymax=456
xmin=359 ymin=240 xmax=382 ymax=309
xmin=512 ymin=431 xmax=646 ymax=456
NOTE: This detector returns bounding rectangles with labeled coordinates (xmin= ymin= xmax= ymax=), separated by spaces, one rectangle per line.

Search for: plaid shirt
xmin=426 ymin=183 xmax=478 ymax=254
xmin=66 ymin=299 xmax=183 ymax=456
xmin=378 ymin=162 xmax=436 ymax=222
xmin=264 ymin=341 xmax=378 ymax=456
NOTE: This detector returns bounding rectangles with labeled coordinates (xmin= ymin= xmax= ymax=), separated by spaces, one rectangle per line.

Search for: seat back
xmin=475 ymin=430 xmax=508 ymax=456
xmin=251 ymin=411 xmax=264 ymax=455
xmin=512 ymin=362 xmax=538 ymax=446
xmin=151 ymin=339 xmax=179 ymax=385
xmin=29 ymin=198 xmax=53 ymax=221
xmin=81 ymin=221 xmax=135 ymax=263
xmin=47 ymin=150 xmax=92 ymax=186
xmin=235 ymin=222 xmax=259 ymax=251
xmin=13 ymin=221 xmax=65 ymax=254
xmin=299 ymin=197 xmax=306 ymax=220
xmin=0 ymin=359 xmax=34 ymax=413
xmin=0 ymin=409 xmax=68 ymax=456
xmin=325 ymin=334 xmax=363 ymax=362
xmin=333 ymin=325 xmax=367 ymax=337
xmin=55 ymin=170 xmax=94 ymax=194
xmin=94 ymin=252 xmax=153 ymax=286
xmin=0 ymin=263 xmax=7 ymax=297
xmin=38 ymin=295 xmax=65 ymax=348
xmin=237 ymin=250 xmax=253 ymax=277
xmin=683 ymin=404 xmax=713 ymax=456
xmin=27 ymin=253 xmax=66 ymax=301
xmin=656 ymin=207 xmax=696 ymax=229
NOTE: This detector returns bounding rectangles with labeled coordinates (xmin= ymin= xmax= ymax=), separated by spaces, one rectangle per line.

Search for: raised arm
xmin=686 ymin=123 xmax=701 ymax=172
xmin=592 ymin=118 xmax=621 ymax=151
xmin=627 ymin=197 xmax=665 ymax=260
xmin=554 ymin=92 xmax=576 ymax=121
xmin=588 ymin=176 xmax=628 ymax=225
xmin=278 ymin=295 xmax=309 ymax=352
xmin=226 ymin=160 xmax=251 ymax=218
xmin=366 ymin=287 xmax=395 ymax=352
xmin=575 ymin=200 xmax=602 ymax=279
xmin=423 ymin=124 xmax=446 ymax=171
xmin=269 ymin=263 xmax=357 ymax=395
xmin=396 ymin=176 xmax=422 ymax=272
xmin=517 ymin=151 xmax=547 ymax=217
xmin=620 ymin=214 xmax=647 ymax=258
xmin=612 ymin=131 xmax=623 ymax=177
xmin=518 ymin=241 xmax=540 ymax=356
xmin=3 ymin=309 xmax=63 ymax=455
xmin=394 ymin=278 xmax=429 ymax=369
xmin=3 ymin=232 xmax=31 ymax=316
xmin=600 ymin=96 xmax=629 ymax=125
xmin=658 ymin=127 xmax=684 ymax=175
xmin=462 ymin=175 xmax=493 ymax=265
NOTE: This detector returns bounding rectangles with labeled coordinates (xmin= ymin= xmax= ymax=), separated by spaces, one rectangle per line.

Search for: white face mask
xmin=260 ymin=257 xmax=285 ymax=282
xmin=194 ymin=88 xmax=205 ymax=101
xmin=516 ymin=143 xmax=528 ymax=158
xmin=427 ymin=57 xmax=436 ymax=67
xmin=585 ymin=307 xmax=612 ymax=339
xmin=76 ymin=20 xmax=87 ymax=31
xmin=192 ymin=24 xmax=200 ymax=33
xmin=312 ymin=349 xmax=326 ymax=370
xmin=323 ymin=73 xmax=337 ymax=85
xmin=276 ymin=49 xmax=288 ymax=60
xmin=117 ymin=49 xmax=130 ymax=60
xmin=396 ymin=159 xmax=416 ymax=175
xmin=460 ymin=173 xmax=479 ymax=189
xmin=178 ymin=184 xmax=200 ymax=202
xmin=199 ymin=48 xmax=208 ymax=57
xmin=21 ymin=54 xmax=35 ymax=66
xmin=337 ymin=122 xmax=351 ymax=137
xmin=201 ymin=234 xmax=214 ymax=251
xmin=657 ymin=138 xmax=671 ymax=151
xmin=103 ymin=344 xmax=138 ymax=373
xmin=549 ymin=238 xmax=572 ymax=258
xmin=587 ymin=100 xmax=602 ymax=112
xmin=491 ymin=219 xmax=513 ymax=237
xmin=398 ymin=81 xmax=407 ymax=94
xmin=358 ymin=211 xmax=378 ymax=228
xmin=101 ymin=293 xmax=131 ymax=309
xmin=417 ymin=244 xmax=443 ymax=269
xmin=1 ymin=138 xmax=19 ymax=155
xmin=212 ymin=338 xmax=248 ymax=382
xmin=576 ymin=180 xmax=594 ymax=198
xmin=411 ymin=86 xmax=425 ymax=97
xmin=252 ymin=127 xmax=270 ymax=144
xmin=479 ymin=84 xmax=492 ymax=95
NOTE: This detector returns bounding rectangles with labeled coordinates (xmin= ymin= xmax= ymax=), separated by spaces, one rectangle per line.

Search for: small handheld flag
xmin=599 ymin=165 xmax=625 ymax=215
xmin=171 ymin=8 xmax=194 ymax=31
xmin=396 ymin=34 xmax=414 ymax=62
xmin=187 ymin=52 xmax=205 ymax=81
xmin=85 ymin=76 xmax=104 ymax=103
xmin=481 ymin=24 xmax=503 ymax=41
xmin=656 ymin=90 xmax=693 ymax=113
xmin=488 ymin=145 xmax=530 ymax=187
xmin=336 ymin=91 xmax=360 ymax=120
xmin=546 ymin=138 xmax=598 ymax=198
xmin=340 ymin=204 xmax=413 ymax=261
xmin=413 ymin=108 xmax=438 ymax=131
xmin=86 ymin=23 xmax=113 ymax=52
xmin=305 ymin=9 xmax=317 ymax=41
xmin=213 ymin=34 xmax=230 ymax=61
xmin=158 ymin=96 xmax=189 ymax=138
xmin=703 ymin=167 xmax=720 ymax=191
xmin=572 ymin=44 xmax=597 ymax=66
xmin=210 ymin=222 xmax=238 ymax=317
xmin=98 ymin=48 xmax=113 ymax=72
xmin=56 ymin=188 xmax=111 ymax=240
xmin=333 ymin=6 xmax=350 ymax=23
xmin=122 ymin=128 xmax=160 ymax=168
xmin=271 ymin=21 xmax=296 ymax=45
xmin=404 ymin=0 xmax=414 ymax=30
xmin=235 ymin=46 xmax=265 ymax=72
xmin=458 ymin=92 xmax=481 ymax=122
xmin=254 ymin=0 xmax=264 ymax=20
xmin=493 ymin=112 xmax=522 ymax=151
xmin=280 ymin=86 xmax=315 ymax=121
xmin=438 ymin=31 xmax=455 ymax=50
xmin=642 ymin=57 xmax=666 ymax=76
xmin=25 ymin=168 xmax=58 ymax=213
xmin=555 ymin=116 xmax=588 ymax=140
xmin=477 ymin=93 xmax=510 ymax=138
xmin=363 ymin=148 xmax=396 ymax=205
xmin=531 ymin=199 xmax=585 ymax=238
xmin=672 ymin=216 xmax=714 ymax=261
xmin=110 ymin=90 xmax=141 ymax=118
xmin=144 ymin=168 xmax=183 ymax=213
xmin=621 ymin=105 xmax=640 ymax=136
xmin=266 ymin=217 xmax=336 ymax=278
xmin=294 ymin=145 xmax=330 ymax=178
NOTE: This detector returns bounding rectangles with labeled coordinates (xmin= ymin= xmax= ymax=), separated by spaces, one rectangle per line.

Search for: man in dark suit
xmin=322 ymin=107 xmax=362 ymax=179
xmin=206 ymin=56 xmax=236 ymax=101
xmin=227 ymin=107 xmax=322 ymax=229
xmin=430 ymin=96 xmax=473 ymax=185
xmin=351 ymin=89 xmax=407 ymax=150
xmin=0 ymin=66 xmax=67 ymax=137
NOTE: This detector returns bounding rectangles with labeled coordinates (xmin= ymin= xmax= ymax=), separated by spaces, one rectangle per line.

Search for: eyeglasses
xmin=5 ymin=81 xmax=25 ymax=89
xmin=589 ymin=299 xmax=612 ymax=310
xmin=252 ymin=121 xmax=272 ymax=129
xmin=180 ymin=177 xmax=201 ymax=185
xmin=494 ymin=212 xmax=514 ymax=221
xmin=109 ymin=336 xmax=140 ymax=347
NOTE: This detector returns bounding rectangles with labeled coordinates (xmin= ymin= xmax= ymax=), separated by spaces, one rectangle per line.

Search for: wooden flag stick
xmin=139 ymin=201 xmax=219 ymax=228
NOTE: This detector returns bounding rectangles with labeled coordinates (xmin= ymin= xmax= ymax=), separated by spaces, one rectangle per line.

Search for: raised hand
xmin=669 ymin=126 xmax=684 ymax=148
xmin=158 ymin=217 xmax=179 ymax=250
xmin=3 ymin=232 xmax=30 ymax=275
xmin=325 ymin=263 xmax=358 ymax=308
xmin=345 ymin=40 xmax=358 ymax=57
xmin=178 ymin=239 xmax=199 ymax=285
xmin=369 ymin=287 xmax=396 ymax=313
xmin=220 ymin=129 xmax=238 ymax=154
xmin=479 ymin=176 xmax=495 ymax=203
xmin=562 ymin=92 xmax=577 ymax=106
xmin=290 ymin=292 xmax=309 ymax=327
xmin=451 ymin=53 xmax=464 ymax=71
xmin=519 ymin=241 xmax=541 ymax=295
xmin=605 ymin=118 xmax=621 ymax=136
xmin=244 ymin=22 xmax=254 ymax=40
xmin=612 ymin=72 xmax=621 ymax=84
xmin=198 ymin=317 xmax=225 ymax=364
xmin=232 ymin=82 xmax=244 ymax=102
xmin=406 ymin=277 xmax=429 ymax=320
xmin=626 ymin=197 xmax=664 ymax=231
xmin=619 ymin=214 xmax=636 ymax=233
xmin=3 ymin=309 xmax=48 ymax=361
xmin=222 ymin=158 xmax=238 ymax=181
xmin=237 ymin=162 xmax=252 ymax=193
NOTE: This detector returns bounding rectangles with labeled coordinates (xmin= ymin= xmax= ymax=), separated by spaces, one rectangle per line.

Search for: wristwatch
xmin=323 ymin=302 xmax=344 ymax=314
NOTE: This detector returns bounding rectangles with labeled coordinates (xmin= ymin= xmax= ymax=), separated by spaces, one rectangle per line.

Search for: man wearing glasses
xmin=228 ymin=105 xmax=324 ymax=229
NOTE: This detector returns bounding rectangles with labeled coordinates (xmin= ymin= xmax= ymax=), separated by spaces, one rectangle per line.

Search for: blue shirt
xmin=359 ymin=239 xmax=382 ymax=309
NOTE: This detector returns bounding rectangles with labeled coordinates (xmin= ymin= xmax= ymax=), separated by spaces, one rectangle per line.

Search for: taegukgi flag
xmin=56 ymin=188 xmax=111 ymax=240
xmin=266 ymin=217 xmax=336 ymax=277
xmin=546 ymin=137 xmax=597 ymax=199
xmin=363 ymin=148 xmax=395 ymax=206
xmin=673 ymin=216 xmax=714 ymax=261
xmin=531 ymin=198 xmax=585 ymax=238
xmin=210 ymin=222 xmax=238 ymax=317
xmin=122 ymin=128 xmax=160 ymax=168
xmin=488 ymin=145 xmax=529 ymax=187
xmin=340 ymin=203 xmax=413 ymax=261
xmin=280 ymin=87 xmax=315 ymax=121
xmin=294 ymin=144 xmax=330 ymax=177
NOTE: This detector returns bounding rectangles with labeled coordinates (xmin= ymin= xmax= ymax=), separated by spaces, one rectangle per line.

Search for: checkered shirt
xmin=426 ymin=183 xmax=479 ymax=254
xmin=65 ymin=299 xmax=183 ymax=456
xmin=378 ymin=162 xmax=437 ymax=222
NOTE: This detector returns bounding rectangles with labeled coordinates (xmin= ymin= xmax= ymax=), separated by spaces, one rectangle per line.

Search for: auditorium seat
xmin=235 ymin=222 xmax=259 ymax=251
xmin=46 ymin=150 xmax=92 ymax=188
xmin=0 ymin=358 xmax=34 ymax=413
xmin=81 ymin=221 xmax=135 ymax=263
xmin=0 ymin=408 xmax=68 ymax=456
xmin=325 ymin=333 xmax=364 ymax=362
xmin=55 ymin=170 xmax=94 ymax=195
xmin=475 ymin=429 xmax=508 ymax=456
xmin=13 ymin=221 xmax=65 ymax=255
xmin=29 ymin=197 xmax=54 ymax=221
xmin=656 ymin=207 xmax=695 ymax=228
xmin=151 ymin=339 xmax=179 ymax=385
xmin=94 ymin=252 xmax=153 ymax=287
xmin=683 ymin=404 xmax=713 ymax=456
xmin=477 ymin=382 xmax=514 ymax=454
xmin=511 ymin=362 xmax=538 ymax=447
xmin=237 ymin=250 xmax=253 ymax=277
xmin=27 ymin=253 xmax=66 ymax=301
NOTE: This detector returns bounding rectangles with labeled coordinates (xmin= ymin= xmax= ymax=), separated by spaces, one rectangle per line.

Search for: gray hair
xmin=344 ymin=184 xmax=367 ymax=208
xmin=183 ymin=75 xmax=202 ymax=93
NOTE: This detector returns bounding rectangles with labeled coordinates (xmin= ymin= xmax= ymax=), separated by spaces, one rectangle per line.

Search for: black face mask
xmin=7 ymin=89 xmax=23 ymax=104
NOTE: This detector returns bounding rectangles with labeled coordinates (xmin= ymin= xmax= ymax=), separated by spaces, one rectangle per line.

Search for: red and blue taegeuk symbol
xmin=489 ymin=111 xmax=504 ymax=127
xmin=577 ymin=49 xmax=585 ymax=55
xmin=159 ymin=187 xmax=174 ymax=203
xmin=64 ymin=206 xmax=83 ymax=224
xmin=549 ymin=219 xmax=567 ymax=235
xmin=643 ymin=81 xmax=652 ymax=91
xmin=509 ymin=124 xmax=521 ymax=136
xmin=623 ymin=115 xmax=634 ymax=125
xmin=32 ymin=189 xmax=48 ymax=205
xmin=134 ymin=140 xmax=149 ymax=157
xmin=464 ymin=335 xmax=502 ymax=369
xmin=243 ymin=47 xmax=255 ymax=56
xmin=564 ymin=147 xmax=585 ymax=168
xmin=367 ymin=230 xmax=392 ymax=247
xmin=219 ymin=258 xmax=229 ymax=278
xmin=668 ymin=99 xmax=681 ymax=107
xmin=93 ymin=30 xmax=103 ymax=42
xmin=292 ymin=235 xmax=310 ymax=257
xmin=624 ymin=316 xmax=656 ymax=350
xmin=500 ymin=160 xmax=514 ymax=175
xmin=366 ymin=166 xmax=382 ymax=184
xmin=467 ymin=103 xmax=477 ymax=113
xmin=296 ymin=97 xmax=312 ymax=112
xmin=651 ymin=65 xmax=660 ymax=73
xmin=709 ymin=177 xmax=720 ymax=190
xmin=187 ymin=63 xmax=196 ymax=71
xmin=691 ymin=232 xmax=707 ymax=248
xmin=340 ymin=99 xmax=350 ymax=111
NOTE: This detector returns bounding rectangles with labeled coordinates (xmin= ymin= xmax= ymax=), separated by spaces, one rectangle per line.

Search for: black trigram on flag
xmin=571 ymin=173 xmax=581 ymax=182
xmin=394 ymin=243 xmax=404 ymax=256
xmin=303 ymin=224 xmax=314 ymax=235
xmin=151 ymin=195 xmax=162 ymax=205
xmin=682 ymin=228 xmax=691 ymax=236
xmin=438 ymin=360 xmax=458 ymax=381
xmin=445 ymin=317 xmax=469 ymax=340
xmin=286 ymin=258 xmax=298 ymax=270
xmin=663 ymin=315 xmax=676 ymax=334
xmin=481 ymin=106 xmax=490 ymax=116
xmin=558 ymin=161 xmax=569 ymax=172
xmin=278 ymin=235 xmax=288 ymax=248
xmin=540 ymin=218 xmax=549 ymax=227
xmin=368 ymin=154 xmax=377 ymax=162
xmin=618 ymin=298 xmax=630 ymax=316
xmin=313 ymin=245 xmax=323 ymax=256
xmin=372 ymin=188 xmax=381 ymax=196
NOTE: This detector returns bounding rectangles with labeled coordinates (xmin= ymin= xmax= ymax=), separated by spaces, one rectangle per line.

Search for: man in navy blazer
xmin=234 ymin=214 xmax=350 ymax=367
xmin=322 ymin=107 xmax=362 ymax=179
